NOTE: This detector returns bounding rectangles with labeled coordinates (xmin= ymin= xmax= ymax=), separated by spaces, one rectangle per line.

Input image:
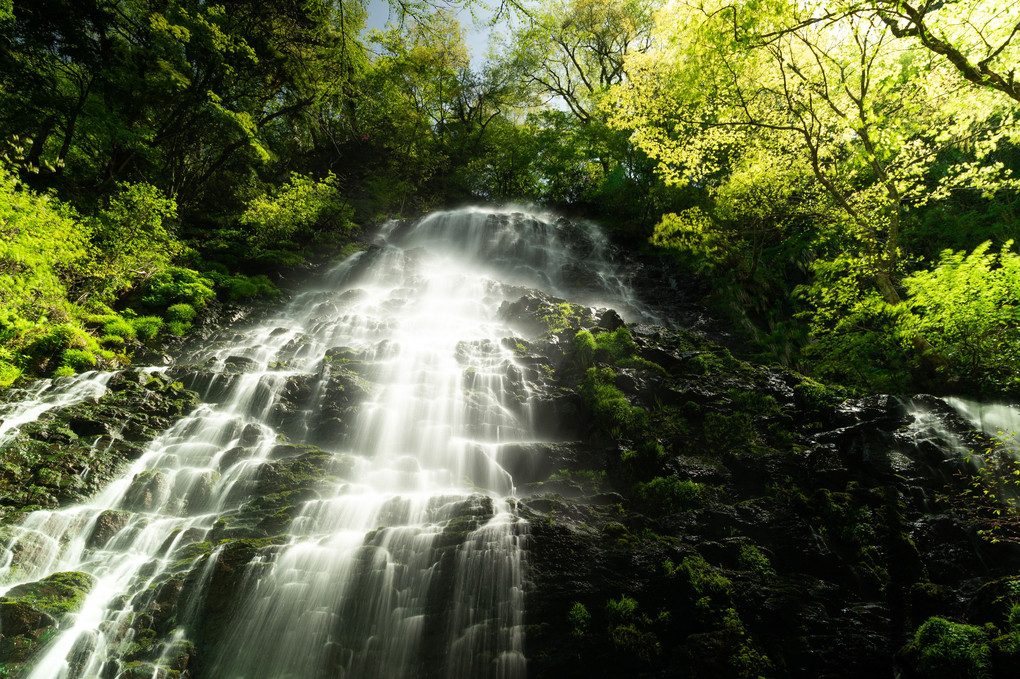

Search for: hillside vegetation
xmin=0 ymin=0 xmax=1018 ymax=395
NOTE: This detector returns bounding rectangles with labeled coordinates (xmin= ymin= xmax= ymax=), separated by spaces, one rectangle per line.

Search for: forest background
xmin=0 ymin=0 xmax=1017 ymax=398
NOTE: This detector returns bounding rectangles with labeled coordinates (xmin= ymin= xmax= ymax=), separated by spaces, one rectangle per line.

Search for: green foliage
xmin=141 ymin=268 xmax=214 ymax=310
xmin=573 ymin=330 xmax=597 ymax=370
xmin=131 ymin=316 xmax=164 ymax=342
xmin=913 ymin=617 xmax=991 ymax=679
xmin=0 ymin=163 xmax=90 ymax=347
xmin=720 ymin=607 xmax=773 ymax=679
xmin=677 ymin=554 xmax=733 ymax=600
xmin=568 ymin=602 xmax=591 ymax=638
xmin=24 ymin=324 xmax=100 ymax=373
xmin=241 ymin=173 xmax=353 ymax=251
xmin=97 ymin=332 xmax=122 ymax=346
xmin=252 ymin=250 xmax=306 ymax=269
xmin=165 ymin=321 xmax=189 ymax=337
xmin=607 ymin=0 xmax=1020 ymax=391
xmin=209 ymin=273 xmax=278 ymax=301
xmin=604 ymin=595 xmax=665 ymax=663
xmin=703 ymin=412 xmax=756 ymax=454
xmin=0 ymin=346 xmax=22 ymax=388
xmin=89 ymin=182 xmax=182 ymax=298
xmin=0 ymin=0 xmax=367 ymax=211
xmin=797 ymin=256 xmax=913 ymax=392
xmin=580 ymin=367 xmax=648 ymax=438
xmin=948 ymin=442 xmax=1020 ymax=544
xmin=61 ymin=348 xmax=96 ymax=372
xmin=166 ymin=304 xmax=196 ymax=324
xmin=737 ymin=544 xmax=776 ymax=580
xmin=595 ymin=326 xmax=638 ymax=363
xmin=903 ymin=241 xmax=1020 ymax=392
xmin=574 ymin=327 xmax=665 ymax=376
xmin=536 ymin=302 xmax=584 ymax=335
xmin=636 ymin=476 xmax=704 ymax=514
xmin=102 ymin=318 xmax=137 ymax=341
xmin=811 ymin=487 xmax=878 ymax=552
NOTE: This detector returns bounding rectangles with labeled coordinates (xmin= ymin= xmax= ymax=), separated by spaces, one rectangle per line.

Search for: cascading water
xmin=0 ymin=208 xmax=638 ymax=678
xmin=943 ymin=397 xmax=1020 ymax=452
xmin=0 ymin=372 xmax=114 ymax=445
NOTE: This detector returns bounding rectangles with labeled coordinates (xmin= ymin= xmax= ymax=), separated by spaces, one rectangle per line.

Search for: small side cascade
xmin=944 ymin=397 xmax=1020 ymax=452
xmin=0 ymin=371 xmax=115 ymax=445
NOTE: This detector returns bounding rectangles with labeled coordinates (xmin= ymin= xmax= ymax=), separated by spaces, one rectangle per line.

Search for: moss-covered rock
xmin=511 ymin=295 xmax=1020 ymax=679
xmin=0 ymin=371 xmax=199 ymax=525
xmin=0 ymin=571 xmax=96 ymax=670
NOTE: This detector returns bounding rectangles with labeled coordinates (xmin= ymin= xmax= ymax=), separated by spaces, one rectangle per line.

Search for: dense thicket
xmin=0 ymin=0 xmax=1017 ymax=394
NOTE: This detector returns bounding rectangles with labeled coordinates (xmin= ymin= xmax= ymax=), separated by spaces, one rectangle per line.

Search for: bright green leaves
xmin=89 ymin=182 xmax=182 ymax=299
xmin=614 ymin=0 xmax=1017 ymax=269
xmin=0 ymin=164 xmax=91 ymax=334
xmin=651 ymin=209 xmax=722 ymax=266
xmin=911 ymin=617 xmax=992 ymax=679
xmin=609 ymin=0 xmax=1020 ymax=390
xmin=902 ymin=241 xmax=1020 ymax=389
xmin=0 ymin=0 xmax=369 ymax=209
xmin=240 ymin=172 xmax=353 ymax=252
xmin=509 ymin=0 xmax=654 ymax=124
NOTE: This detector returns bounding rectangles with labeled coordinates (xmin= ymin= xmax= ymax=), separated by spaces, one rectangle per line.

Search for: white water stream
xmin=943 ymin=397 xmax=1020 ymax=452
xmin=0 ymin=208 xmax=634 ymax=678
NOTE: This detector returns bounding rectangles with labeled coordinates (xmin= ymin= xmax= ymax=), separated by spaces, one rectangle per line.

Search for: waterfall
xmin=0 ymin=208 xmax=632 ymax=678
xmin=943 ymin=397 xmax=1020 ymax=452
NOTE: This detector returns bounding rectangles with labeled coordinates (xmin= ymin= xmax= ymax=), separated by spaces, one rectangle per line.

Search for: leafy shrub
xmin=606 ymin=594 xmax=640 ymax=623
xmin=62 ymin=348 xmax=97 ymax=372
xmin=595 ymin=326 xmax=638 ymax=363
xmin=26 ymin=324 xmax=97 ymax=364
xmin=140 ymin=267 xmax=214 ymax=309
xmin=0 ymin=346 xmax=22 ymax=388
xmin=84 ymin=313 xmax=119 ymax=328
xmin=165 ymin=321 xmax=188 ymax=336
xmin=737 ymin=544 xmax=776 ymax=579
xmin=131 ymin=316 xmax=164 ymax=341
xmin=913 ymin=617 xmax=990 ymax=679
xmin=678 ymin=554 xmax=733 ymax=600
xmin=573 ymin=330 xmax=596 ymax=369
xmin=903 ymin=241 xmax=1020 ymax=393
xmin=90 ymin=181 xmax=182 ymax=297
xmin=53 ymin=366 xmax=75 ymax=378
xmin=704 ymin=412 xmax=756 ymax=453
xmin=580 ymin=367 xmax=648 ymax=438
xmin=574 ymin=327 xmax=666 ymax=375
xmin=604 ymin=595 xmax=665 ymax=663
xmin=100 ymin=334 xmax=126 ymax=348
xmin=798 ymin=255 xmax=912 ymax=392
xmin=0 ymin=163 xmax=91 ymax=340
xmin=240 ymin=172 xmax=354 ymax=250
xmin=637 ymin=476 xmax=704 ymax=513
xmin=253 ymin=249 xmax=305 ymax=268
xmin=222 ymin=274 xmax=278 ymax=300
xmin=567 ymin=602 xmax=590 ymax=638
xmin=102 ymin=318 xmax=136 ymax=340
xmin=166 ymin=303 xmax=196 ymax=323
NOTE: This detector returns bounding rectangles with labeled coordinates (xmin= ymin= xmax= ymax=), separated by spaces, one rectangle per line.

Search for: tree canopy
xmin=0 ymin=0 xmax=1017 ymax=395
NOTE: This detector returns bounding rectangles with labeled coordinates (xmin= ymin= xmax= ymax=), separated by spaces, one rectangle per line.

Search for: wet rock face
xmin=488 ymin=295 xmax=1020 ymax=679
xmin=0 ymin=371 xmax=199 ymax=524
xmin=498 ymin=292 xmax=596 ymax=339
